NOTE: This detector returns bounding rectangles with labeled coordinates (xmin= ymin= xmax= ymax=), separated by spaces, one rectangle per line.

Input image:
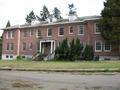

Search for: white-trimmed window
xmin=7 ymin=31 xmax=14 ymax=39
xmin=58 ymin=27 xmax=64 ymax=36
xmin=69 ymin=26 xmax=74 ymax=34
xmin=78 ymin=25 xmax=84 ymax=35
xmin=7 ymin=43 xmax=14 ymax=50
xmin=29 ymin=42 xmax=33 ymax=50
xmin=94 ymin=23 xmax=101 ymax=34
xmin=30 ymin=30 xmax=33 ymax=37
xmin=104 ymin=41 xmax=111 ymax=52
xmin=36 ymin=29 xmax=41 ymax=38
xmin=22 ymin=42 xmax=26 ymax=50
xmin=95 ymin=41 xmax=102 ymax=52
xmin=47 ymin=28 xmax=52 ymax=37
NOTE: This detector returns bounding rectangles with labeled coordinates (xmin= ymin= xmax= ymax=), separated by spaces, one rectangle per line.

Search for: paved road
xmin=0 ymin=71 xmax=120 ymax=90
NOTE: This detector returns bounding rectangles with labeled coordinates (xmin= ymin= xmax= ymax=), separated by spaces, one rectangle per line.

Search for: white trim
xmin=78 ymin=25 xmax=84 ymax=35
xmin=69 ymin=26 xmax=74 ymax=34
xmin=39 ymin=40 xmax=55 ymax=54
xmin=17 ymin=29 xmax=20 ymax=56
xmin=94 ymin=23 xmax=100 ymax=34
xmin=2 ymin=54 xmax=17 ymax=60
xmin=104 ymin=41 xmax=111 ymax=52
xmin=58 ymin=27 xmax=64 ymax=36
xmin=95 ymin=40 xmax=102 ymax=52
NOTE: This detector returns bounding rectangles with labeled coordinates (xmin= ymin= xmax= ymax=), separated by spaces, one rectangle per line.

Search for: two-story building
xmin=1 ymin=15 xmax=119 ymax=60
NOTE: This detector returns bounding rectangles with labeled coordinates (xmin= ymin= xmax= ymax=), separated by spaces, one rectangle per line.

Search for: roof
xmin=2 ymin=15 xmax=101 ymax=30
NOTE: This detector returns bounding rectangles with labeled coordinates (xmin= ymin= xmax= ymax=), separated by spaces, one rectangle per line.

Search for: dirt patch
xmin=12 ymin=80 xmax=34 ymax=88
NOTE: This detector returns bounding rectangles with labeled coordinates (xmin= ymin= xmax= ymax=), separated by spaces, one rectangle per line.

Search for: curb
xmin=0 ymin=67 xmax=120 ymax=72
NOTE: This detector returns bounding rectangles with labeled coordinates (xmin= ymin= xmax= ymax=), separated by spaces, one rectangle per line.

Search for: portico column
xmin=51 ymin=41 xmax=53 ymax=54
xmin=40 ymin=41 xmax=42 ymax=53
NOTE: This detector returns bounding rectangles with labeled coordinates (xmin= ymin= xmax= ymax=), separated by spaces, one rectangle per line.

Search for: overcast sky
xmin=0 ymin=0 xmax=105 ymax=36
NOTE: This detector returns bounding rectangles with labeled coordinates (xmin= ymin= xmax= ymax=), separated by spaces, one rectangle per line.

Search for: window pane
xmin=48 ymin=28 xmax=52 ymax=36
xmin=95 ymin=24 xmax=100 ymax=33
xmin=79 ymin=25 xmax=84 ymax=34
xmin=36 ymin=30 xmax=41 ymax=37
xmin=69 ymin=26 xmax=73 ymax=33
xmin=30 ymin=30 xmax=33 ymax=36
xmin=96 ymin=41 xmax=102 ymax=50
xmin=104 ymin=41 xmax=111 ymax=51
xmin=59 ymin=27 xmax=64 ymax=35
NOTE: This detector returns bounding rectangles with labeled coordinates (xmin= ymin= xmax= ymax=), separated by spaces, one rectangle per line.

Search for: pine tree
xmin=99 ymin=0 xmax=120 ymax=56
xmin=6 ymin=20 xmax=11 ymax=27
xmin=53 ymin=7 xmax=62 ymax=20
xmin=37 ymin=5 xmax=50 ymax=21
xmin=68 ymin=3 xmax=76 ymax=15
xmin=25 ymin=10 xmax=36 ymax=23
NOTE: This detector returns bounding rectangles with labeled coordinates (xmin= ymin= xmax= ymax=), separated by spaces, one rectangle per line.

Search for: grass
xmin=0 ymin=60 xmax=120 ymax=70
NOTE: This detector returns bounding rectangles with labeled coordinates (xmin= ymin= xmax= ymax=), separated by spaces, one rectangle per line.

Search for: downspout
xmin=17 ymin=29 xmax=20 ymax=56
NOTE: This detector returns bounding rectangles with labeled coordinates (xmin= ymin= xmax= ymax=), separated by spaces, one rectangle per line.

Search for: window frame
xmin=36 ymin=29 xmax=41 ymax=38
xmin=104 ymin=41 xmax=111 ymax=52
xmin=22 ymin=42 xmax=26 ymax=51
xmin=69 ymin=26 xmax=74 ymax=34
xmin=6 ymin=31 xmax=14 ymax=39
xmin=30 ymin=29 xmax=33 ymax=37
xmin=58 ymin=27 xmax=64 ymax=36
xmin=95 ymin=41 xmax=102 ymax=52
xmin=94 ymin=23 xmax=101 ymax=34
xmin=47 ymin=28 xmax=52 ymax=37
xmin=78 ymin=25 xmax=84 ymax=35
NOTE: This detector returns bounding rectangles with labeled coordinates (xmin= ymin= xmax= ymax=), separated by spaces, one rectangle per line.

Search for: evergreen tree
xmin=82 ymin=45 xmax=94 ymax=60
xmin=69 ymin=39 xmax=75 ymax=60
xmin=25 ymin=10 xmax=36 ymax=23
xmin=37 ymin=5 xmax=50 ymax=21
xmin=99 ymin=0 xmax=120 ymax=56
xmin=68 ymin=3 xmax=76 ymax=15
xmin=53 ymin=7 xmax=62 ymax=20
xmin=74 ymin=38 xmax=83 ymax=60
xmin=6 ymin=20 xmax=11 ymax=27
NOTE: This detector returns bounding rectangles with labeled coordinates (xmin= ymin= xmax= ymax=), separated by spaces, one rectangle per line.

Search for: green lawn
xmin=0 ymin=60 xmax=120 ymax=70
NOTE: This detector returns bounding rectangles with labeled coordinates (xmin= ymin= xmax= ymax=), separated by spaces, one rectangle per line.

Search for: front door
xmin=43 ymin=42 xmax=51 ymax=55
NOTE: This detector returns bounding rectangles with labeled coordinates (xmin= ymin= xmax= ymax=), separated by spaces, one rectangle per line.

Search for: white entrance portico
xmin=39 ymin=40 xmax=56 ymax=55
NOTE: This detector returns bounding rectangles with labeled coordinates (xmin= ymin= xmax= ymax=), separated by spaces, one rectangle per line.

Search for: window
xmin=6 ymin=55 xmax=9 ymax=58
xmin=59 ymin=27 xmax=64 ymax=36
xmin=7 ymin=43 xmax=14 ymax=50
xmin=22 ymin=42 xmax=26 ymax=50
xmin=95 ymin=23 xmax=101 ymax=34
xmin=22 ymin=31 xmax=27 ymax=38
xmin=104 ymin=41 xmax=111 ymax=51
xmin=69 ymin=26 xmax=74 ymax=34
xmin=10 ymin=55 xmax=13 ymax=58
xmin=29 ymin=42 xmax=33 ymax=49
xmin=30 ymin=30 xmax=33 ymax=37
xmin=47 ymin=28 xmax=52 ymax=36
xmin=36 ymin=29 xmax=41 ymax=37
xmin=78 ymin=25 xmax=84 ymax=35
xmin=7 ymin=31 xmax=14 ymax=39
xmin=95 ymin=41 xmax=102 ymax=52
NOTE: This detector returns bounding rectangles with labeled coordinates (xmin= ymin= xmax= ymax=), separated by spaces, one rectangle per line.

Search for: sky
xmin=0 ymin=0 xmax=105 ymax=36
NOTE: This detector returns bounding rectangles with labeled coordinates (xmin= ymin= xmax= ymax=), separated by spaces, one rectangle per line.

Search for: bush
xmin=82 ymin=45 xmax=94 ymax=60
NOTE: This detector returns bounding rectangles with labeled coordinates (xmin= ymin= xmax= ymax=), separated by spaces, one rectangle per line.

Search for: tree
xmin=99 ymin=0 xmax=120 ymax=57
xmin=82 ymin=45 xmax=94 ymax=60
xmin=53 ymin=7 xmax=62 ymax=20
xmin=25 ymin=10 xmax=36 ymax=23
xmin=68 ymin=3 xmax=76 ymax=15
xmin=6 ymin=20 xmax=11 ymax=27
xmin=37 ymin=5 xmax=50 ymax=21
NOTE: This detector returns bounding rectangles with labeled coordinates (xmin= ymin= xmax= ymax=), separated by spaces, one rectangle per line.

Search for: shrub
xmin=82 ymin=45 xmax=94 ymax=60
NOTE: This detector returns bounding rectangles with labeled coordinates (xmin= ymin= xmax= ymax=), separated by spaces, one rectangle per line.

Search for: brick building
xmin=1 ymin=15 xmax=119 ymax=60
